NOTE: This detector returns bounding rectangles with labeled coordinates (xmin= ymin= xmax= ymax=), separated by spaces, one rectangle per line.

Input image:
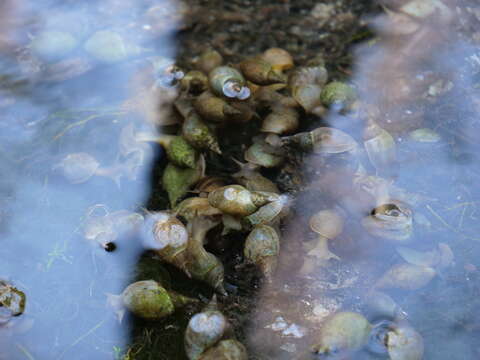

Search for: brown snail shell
xmin=199 ymin=339 xmax=248 ymax=360
xmin=175 ymin=197 xmax=223 ymax=221
xmin=244 ymin=225 xmax=280 ymax=283
xmin=244 ymin=141 xmax=284 ymax=168
xmin=196 ymin=49 xmax=223 ymax=75
xmin=291 ymin=84 xmax=323 ymax=113
xmin=194 ymin=91 xmax=242 ymax=123
xmin=288 ymin=64 xmax=328 ymax=89
xmin=239 ymin=58 xmax=286 ymax=85
xmin=282 ymin=127 xmax=357 ymax=154
xmin=185 ymin=297 xmax=229 ymax=360
xmin=208 ymin=185 xmax=258 ymax=217
xmin=243 ymin=195 xmax=289 ymax=228
xmin=260 ymin=106 xmax=299 ymax=135
xmin=182 ymin=70 xmax=209 ymax=94
xmin=182 ymin=112 xmax=222 ymax=154
xmin=260 ymin=48 xmax=294 ymax=72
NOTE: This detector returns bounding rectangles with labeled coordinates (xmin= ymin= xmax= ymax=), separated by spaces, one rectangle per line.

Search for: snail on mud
xmin=194 ymin=91 xmax=242 ymax=123
xmin=162 ymin=155 xmax=205 ymax=206
xmin=362 ymin=201 xmax=413 ymax=242
xmin=209 ymin=66 xmax=250 ymax=100
xmin=196 ymin=49 xmax=223 ymax=75
xmin=311 ymin=311 xmax=372 ymax=356
xmin=244 ymin=139 xmax=285 ymax=168
xmin=260 ymin=106 xmax=299 ymax=135
xmin=182 ymin=112 xmax=222 ymax=154
xmin=306 ymin=209 xmax=344 ymax=264
xmin=282 ymin=127 xmax=357 ymax=155
xmin=244 ymin=225 xmax=280 ymax=282
xmin=185 ymin=296 xmax=230 ymax=360
xmin=239 ymin=57 xmax=286 ymax=85
xmin=107 ymin=280 xmax=195 ymax=321
xmin=53 ymin=152 xmax=125 ymax=186
xmin=208 ymin=185 xmax=279 ymax=217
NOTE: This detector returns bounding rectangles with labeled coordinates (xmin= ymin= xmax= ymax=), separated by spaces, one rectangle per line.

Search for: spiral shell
xmin=208 ymin=185 xmax=258 ymax=217
xmin=362 ymin=201 xmax=413 ymax=242
xmin=194 ymin=91 xmax=242 ymax=123
xmin=260 ymin=48 xmax=294 ymax=72
xmin=282 ymin=127 xmax=357 ymax=154
xmin=244 ymin=141 xmax=284 ymax=168
xmin=182 ymin=113 xmax=222 ymax=154
xmin=196 ymin=49 xmax=223 ymax=74
xmin=199 ymin=339 xmax=248 ymax=360
xmin=209 ymin=66 xmax=250 ymax=100
xmin=244 ymin=225 xmax=280 ymax=283
xmin=261 ymin=107 xmax=299 ymax=135
xmin=240 ymin=58 xmax=286 ymax=85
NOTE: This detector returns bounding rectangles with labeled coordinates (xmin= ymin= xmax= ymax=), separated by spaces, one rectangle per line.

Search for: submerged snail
xmin=30 ymin=30 xmax=78 ymax=61
xmin=185 ymin=296 xmax=230 ymax=360
xmin=364 ymin=119 xmax=396 ymax=170
xmin=362 ymin=201 xmax=413 ymax=242
xmin=320 ymin=81 xmax=356 ymax=111
xmin=282 ymin=127 xmax=357 ymax=155
xmin=311 ymin=311 xmax=372 ymax=356
xmin=209 ymin=66 xmax=250 ymax=100
xmin=0 ymin=280 xmax=26 ymax=322
xmin=208 ymin=185 xmax=278 ymax=217
xmin=306 ymin=209 xmax=344 ymax=263
xmin=107 ymin=280 xmax=195 ymax=321
xmin=244 ymin=225 xmax=280 ymax=283
xmin=375 ymin=263 xmax=436 ymax=291
xmin=84 ymin=30 xmax=143 ymax=64
xmin=54 ymin=152 xmax=124 ymax=186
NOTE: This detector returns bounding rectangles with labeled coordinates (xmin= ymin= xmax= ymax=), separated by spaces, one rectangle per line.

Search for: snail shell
xmin=362 ymin=201 xmax=413 ymax=242
xmin=364 ymin=120 xmax=396 ymax=170
xmin=375 ymin=263 xmax=436 ymax=290
xmin=164 ymin=135 xmax=198 ymax=169
xmin=239 ymin=58 xmax=286 ymax=85
xmin=175 ymin=197 xmax=223 ymax=221
xmin=260 ymin=48 xmax=294 ymax=72
xmin=244 ymin=225 xmax=280 ymax=283
xmin=291 ymin=84 xmax=323 ymax=113
xmin=282 ymin=127 xmax=357 ymax=154
xmin=54 ymin=152 xmax=100 ymax=184
xmin=208 ymin=185 xmax=258 ymax=217
xmin=185 ymin=297 xmax=229 ymax=360
xmin=209 ymin=66 xmax=250 ymax=100
xmin=320 ymin=81 xmax=356 ymax=110
xmin=196 ymin=49 xmax=223 ymax=75
xmin=260 ymin=106 xmax=299 ymax=135
xmin=182 ymin=112 xmax=222 ymax=154
xmin=199 ymin=339 xmax=248 ymax=360
xmin=232 ymin=160 xmax=279 ymax=193
xmin=243 ymin=195 xmax=289 ymax=227
xmin=244 ymin=141 xmax=284 ymax=168
xmin=0 ymin=281 xmax=26 ymax=318
xmin=311 ymin=311 xmax=372 ymax=355
xmin=194 ymin=91 xmax=242 ymax=123
xmin=386 ymin=323 xmax=424 ymax=360
xmin=182 ymin=70 xmax=209 ymax=94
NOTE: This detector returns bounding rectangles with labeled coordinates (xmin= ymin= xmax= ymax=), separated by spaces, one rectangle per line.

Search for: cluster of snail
xmin=52 ymin=40 xmax=452 ymax=359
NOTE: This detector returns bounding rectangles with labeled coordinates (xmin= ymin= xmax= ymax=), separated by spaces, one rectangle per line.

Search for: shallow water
xmin=1 ymin=0 xmax=480 ymax=359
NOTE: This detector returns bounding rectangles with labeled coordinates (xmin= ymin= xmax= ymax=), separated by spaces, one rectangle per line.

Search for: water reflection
xmin=0 ymin=0 xmax=179 ymax=358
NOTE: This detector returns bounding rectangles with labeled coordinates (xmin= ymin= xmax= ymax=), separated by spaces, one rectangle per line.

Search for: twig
xmin=56 ymin=318 xmax=106 ymax=360
xmin=426 ymin=204 xmax=480 ymax=241
xmin=15 ymin=343 xmax=35 ymax=360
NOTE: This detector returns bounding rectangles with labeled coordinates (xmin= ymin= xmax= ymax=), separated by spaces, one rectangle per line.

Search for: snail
xmin=244 ymin=225 xmax=280 ymax=283
xmin=244 ymin=141 xmax=284 ymax=168
xmin=155 ymin=63 xmax=185 ymax=89
xmin=0 ymin=280 xmax=26 ymax=322
xmin=199 ymin=339 xmax=248 ymax=360
xmin=232 ymin=159 xmax=280 ymax=193
xmin=182 ymin=112 xmax=222 ymax=154
xmin=362 ymin=201 xmax=413 ymax=242
xmin=363 ymin=291 xmax=405 ymax=322
xmin=209 ymin=66 xmax=250 ymax=100
xmin=162 ymin=155 xmax=205 ymax=206
xmin=83 ymin=207 xmax=144 ymax=251
xmin=30 ymin=30 xmax=78 ymax=61
xmin=396 ymin=243 xmax=454 ymax=269
xmin=243 ymin=194 xmax=290 ymax=228
xmin=107 ymin=280 xmax=195 ymax=322
xmin=260 ymin=48 xmax=294 ymax=73
xmin=185 ymin=296 xmax=230 ymax=360
xmin=194 ymin=91 xmax=242 ymax=123
xmin=260 ymin=106 xmax=299 ymax=135
xmin=208 ymin=185 xmax=279 ymax=217
xmin=363 ymin=119 xmax=396 ymax=170
xmin=186 ymin=216 xmax=226 ymax=294
xmin=194 ymin=176 xmax=228 ymax=197
xmin=311 ymin=311 xmax=372 ymax=356
xmin=53 ymin=152 xmax=125 ymax=186
xmin=175 ymin=197 xmax=223 ymax=221
xmin=239 ymin=58 xmax=286 ymax=85
xmin=368 ymin=320 xmax=424 ymax=360
xmin=288 ymin=63 xmax=328 ymax=113
xmin=84 ymin=30 xmax=143 ymax=64
xmin=306 ymin=209 xmax=344 ymax=263
xmin=282 ymin=127 xmax=357 ymax=155
xmin=195 ymin=49 xmax=223 ymax=75
xmin=135 ymin=132 xmax=198 ymax=169
xmin=375 ymin=263 xmax=436 ymax=291
xmin=320 ymin=81 xmax=357 ymax=111
xmin=182 ymin=70 xmax=209 ymax=94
